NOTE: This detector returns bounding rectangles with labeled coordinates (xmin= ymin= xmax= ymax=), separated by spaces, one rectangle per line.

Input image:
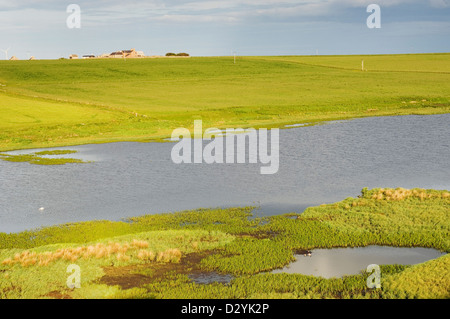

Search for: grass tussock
xmin=135 ymin=248 xmax=182 ymax=263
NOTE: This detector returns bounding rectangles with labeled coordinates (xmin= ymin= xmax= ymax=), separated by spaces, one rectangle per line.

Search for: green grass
xmin=0 ymin=229 xmax=233 ymax=299
xmin=256 ymin=53 xmax=450 ymax=73
xmin=34 ymin=150 xmax=78 ymax=155
xmin=141 ymin=264 xmax=412 ymax=299
xmin=0 ymin=188 xmax=448 ymax=299
xmin=383 ymin=255 xmax=450 ymax=299
xmin=0 ymin=53 xmax=449 ymax=151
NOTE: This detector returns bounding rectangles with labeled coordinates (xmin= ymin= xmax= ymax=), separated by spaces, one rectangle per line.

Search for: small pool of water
xmin=272 ymin=246 xmax=446 ymax=278
xmin=188 ymin=272 xmax=234 ymax=285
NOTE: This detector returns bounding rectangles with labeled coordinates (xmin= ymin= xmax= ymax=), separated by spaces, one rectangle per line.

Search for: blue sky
xmin=0 ymin=0 xmax=449 ymax=59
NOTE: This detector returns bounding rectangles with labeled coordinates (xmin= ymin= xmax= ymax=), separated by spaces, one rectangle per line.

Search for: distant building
xmin=122 ymin=48 xmax=137 ymax=58
xmin=29 ymin=56 xmax=36 ymax=60
xmin=109 ymin=49 xmax=145 ymax=58
xmin=110 ymin=51 xmax=124 ymax=58
xmin=68 ymin=49 xmax=146 ymax=60
xmin=9 ymin=56 xmax=18 ymax=60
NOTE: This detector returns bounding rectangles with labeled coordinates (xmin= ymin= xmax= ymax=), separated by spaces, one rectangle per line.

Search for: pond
xmin=188 ymin=272 xmax=234 ymax=285
xmin=0 ymin=114 xmax=449 ymax=233
xmin=271 ymin=246 xmax=446 ymax=278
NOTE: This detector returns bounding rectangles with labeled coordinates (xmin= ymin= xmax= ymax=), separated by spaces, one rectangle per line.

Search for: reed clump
xmin=369 ymin=188 xmax=449 ymax=201
xmin=155 ymin=248 xmax=182 ymax=263
xmin=134 ymin=248 xmax=181 ymax=263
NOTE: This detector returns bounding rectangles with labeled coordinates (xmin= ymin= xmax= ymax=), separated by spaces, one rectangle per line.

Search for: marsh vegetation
xmin=1 ymin=188 xmax=448 ymax=299
xmin=0 ymin=150 xmax=87 ymax=165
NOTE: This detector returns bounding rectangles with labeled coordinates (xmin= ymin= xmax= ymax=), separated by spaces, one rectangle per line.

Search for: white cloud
xmin=333 ymin=0 xmax=422 ymax=7
xmin=0 ymin=0 xmax=448 ymax=30
xmin=153 ymin=13 xmax=238 ymax=23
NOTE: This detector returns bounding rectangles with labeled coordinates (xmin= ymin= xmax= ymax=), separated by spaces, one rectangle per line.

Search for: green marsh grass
xmin=0 ymin=229 xmax=234 ymax=298
xmin=0 ymin=188 xmax=448 ymax=299
xmin=34 ymin=150 xmax=78 ymax=156
xmin=0 ymin=150 xmax=87 ymax=165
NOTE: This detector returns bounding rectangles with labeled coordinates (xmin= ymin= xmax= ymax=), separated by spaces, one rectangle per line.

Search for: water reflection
xmin=272 ymin=246 xmax=446 ymax=278
xmin=188 ymin=272 xmax=234 ymax=285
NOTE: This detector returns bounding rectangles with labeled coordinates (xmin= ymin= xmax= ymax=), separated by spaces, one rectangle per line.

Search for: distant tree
xmin=176 ymin=53 xmax=189 ymax=56
xmin=165 ymin=53 xmax=176 ymax=56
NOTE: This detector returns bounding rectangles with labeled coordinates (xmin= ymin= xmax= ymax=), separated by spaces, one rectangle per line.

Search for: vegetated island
xmin=0 ymin=150 xmax=88 ymax=165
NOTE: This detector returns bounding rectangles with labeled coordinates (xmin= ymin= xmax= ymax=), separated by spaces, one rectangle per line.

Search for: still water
xmin=1 ymin=114 xmax=449 ymax=233
xmin=271 ymin=246 xmax=446 ymax=278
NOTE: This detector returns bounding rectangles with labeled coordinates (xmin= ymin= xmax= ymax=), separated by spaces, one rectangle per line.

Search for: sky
xmin=0 ymin=0 xmax=449 ymax=59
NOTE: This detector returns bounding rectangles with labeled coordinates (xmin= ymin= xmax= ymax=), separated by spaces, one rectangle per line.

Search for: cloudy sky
xmin=0 ymin=0 xmax=449 ymax=59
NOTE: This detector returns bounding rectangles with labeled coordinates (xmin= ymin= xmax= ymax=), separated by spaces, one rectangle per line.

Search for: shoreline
xmin=1 ymin=187 xmax=448 ymax=239
xmin=1 ymin=110 xmax=449 ymax=153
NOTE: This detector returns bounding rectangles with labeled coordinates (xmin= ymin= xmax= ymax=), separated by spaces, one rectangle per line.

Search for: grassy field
xmin=1 ymin=188 xmax=448 ymax=299
xmin=0 ymin=53 xmax=449 ymax=151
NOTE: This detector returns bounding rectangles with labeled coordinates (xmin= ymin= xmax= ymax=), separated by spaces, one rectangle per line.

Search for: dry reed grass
xmin=370 ymin=188 xmax=449 ymax=201
xmin=155 ymin=248 xmax=182 ymax=263
xmin=1 ymin=239 xmax=181 ymax=267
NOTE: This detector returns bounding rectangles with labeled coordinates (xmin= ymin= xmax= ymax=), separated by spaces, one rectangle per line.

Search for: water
xmin=189 ymin=272 xmax=234 ymax=285
xmin=0 ymin=114 xmax=449 ymax=233
xmin=271 ymin=246 xmax=446 ymax=278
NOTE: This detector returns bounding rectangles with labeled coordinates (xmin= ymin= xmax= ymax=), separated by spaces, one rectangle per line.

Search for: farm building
xmin=69 ymin=54 xmax=78 ymax=59
xmin=110 ymin=51 xmax=124 ymax=58
xmin=122 ymin=49 xmax=137 ymax=58
xmin=109 ymin=49 xmax=145 ymax=58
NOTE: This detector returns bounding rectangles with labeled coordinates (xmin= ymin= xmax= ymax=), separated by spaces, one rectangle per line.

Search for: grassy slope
xmin=1 ymin=54 xmax=449 ymax=151
xmin=1 ymin=188 xmax=448 ymax=299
